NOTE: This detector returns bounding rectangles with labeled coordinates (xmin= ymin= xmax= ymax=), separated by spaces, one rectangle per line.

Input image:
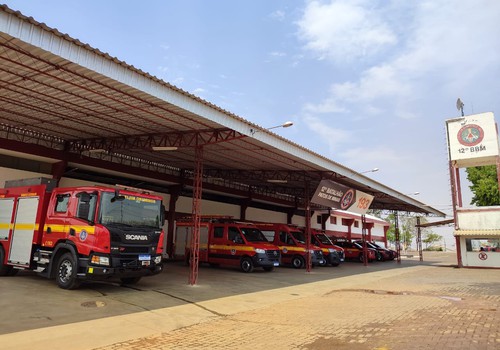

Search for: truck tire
xmin=120 ymin=277 xmax=141 ymax=285
xmin=56 ymin=252 xmax=81 ymax=289
xmin=0 ymin=247 xmax=13 ymax=276
xmin=291 ymin=256 xmax=305 ymax=269
xmin=240 ymin=257 xmax=254 ymax=273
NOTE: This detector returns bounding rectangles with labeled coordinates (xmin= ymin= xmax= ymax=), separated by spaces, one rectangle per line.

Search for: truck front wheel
xmin=56 ymin=252 xmax=81 ymax=289
xmin=240 ymin=257 xmax=254 ymax=273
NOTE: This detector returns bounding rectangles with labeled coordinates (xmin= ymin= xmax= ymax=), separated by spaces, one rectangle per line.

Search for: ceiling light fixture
xmin=266 ymin=179 xmax=288 ymax=184
xmin=87 ymin=148 xmax=106 ymax=153
xmin=152 ymin=146 xmax=178 ymax=151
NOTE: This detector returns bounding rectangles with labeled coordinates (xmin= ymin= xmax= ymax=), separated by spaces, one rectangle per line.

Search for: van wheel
xmin=120 ymin=277 xmax=141 ymax=285
xmin=330 ymin=255 xmax=340 ymax=267
xmin=358 ymin=253 xmax=365 ymax=263
xmin=291 ymin=256 xmax=305 ymax=269
xmin=240 ymin=257 xmax=254 ymax=273
xmin=0 ymin=247 xmax=14 ymax=276
xmin=56 ymin=252 xmax=81 ymax=290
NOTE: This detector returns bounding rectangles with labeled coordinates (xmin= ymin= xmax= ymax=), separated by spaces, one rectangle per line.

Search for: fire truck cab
xmin=255 ymin=223 xmax=325 ymax=268
xmin=0 ymin=178 xmax=165 ymax=289
xmin=175 ymin=218 xmax=280 ymax=273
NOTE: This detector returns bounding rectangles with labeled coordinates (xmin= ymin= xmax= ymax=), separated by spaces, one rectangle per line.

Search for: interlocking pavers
xmin=1 ymin=253 xmax=499 ymax=349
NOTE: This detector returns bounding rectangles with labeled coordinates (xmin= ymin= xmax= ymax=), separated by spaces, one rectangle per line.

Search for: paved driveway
xmin=1 ymin=252 xmax=499 ymax=349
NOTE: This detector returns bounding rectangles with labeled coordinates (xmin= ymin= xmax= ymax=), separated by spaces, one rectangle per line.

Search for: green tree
xmin=422 ymin=232 xmax=443 ymax=249
xmin=466 ymin=165 xmax=500 ymax=206
xmin=383 ymin=214 xmax=434 ymax=250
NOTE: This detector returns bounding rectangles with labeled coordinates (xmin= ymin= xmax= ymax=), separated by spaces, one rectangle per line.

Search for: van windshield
xmin=315 ymin=233 xmax=333 ymax=245
xmin=240 ymin=227 xmax=268 ymax=242
xmin=100 ymin=192 xmax=162 ymax=228
xmin=291 ymin=231 xmax=306 ymax=244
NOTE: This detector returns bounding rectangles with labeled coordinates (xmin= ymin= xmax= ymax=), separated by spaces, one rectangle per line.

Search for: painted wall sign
xmin=311 ymin=179 xmax=374 ymax=214
xmin=446 ymin=112 xmax=499 ymax=168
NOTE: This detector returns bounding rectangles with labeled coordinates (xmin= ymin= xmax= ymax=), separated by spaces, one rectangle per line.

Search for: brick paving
xmin=93 ymin=261 xmax=500 ymax=350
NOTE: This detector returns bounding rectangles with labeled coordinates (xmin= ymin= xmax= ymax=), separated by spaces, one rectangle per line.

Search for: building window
xmin=341 ymin=218 xmax=350 ymax=226
xmin=465 ymin=238 xmax=500 ymax=252
xmin=354 ymin=221 xmax=359 ymax=228
xmin=330 ymin=216 xmax=337 ymax=225
xmin=316 ymin=215 xmax=322 ymax=224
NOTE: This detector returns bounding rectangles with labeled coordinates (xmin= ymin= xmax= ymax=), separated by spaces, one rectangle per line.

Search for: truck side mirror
xmin=111 ymin=189 xmax=125 ymax=203
xmin=160 ymin=204 xmax=166 ymax=226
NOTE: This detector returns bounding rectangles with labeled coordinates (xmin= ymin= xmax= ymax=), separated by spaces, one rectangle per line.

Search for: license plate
xmin=139 ymin=254 xmax=151 ymax=261
xmin=142 ymin=260 xmax=151 ymax=266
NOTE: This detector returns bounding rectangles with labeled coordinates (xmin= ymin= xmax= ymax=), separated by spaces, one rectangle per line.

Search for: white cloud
xmin=270 ymin=51 xmax=286 ymax=57
xmin=299 ymin=0 xmax=500 ymax=120
xmin=303 ymin=114 xmax=351 ymax=153
xmin=297 ymin=0 xmax=397 ymax=62
xmin=269 ymin=10 xmax=286 ymax=21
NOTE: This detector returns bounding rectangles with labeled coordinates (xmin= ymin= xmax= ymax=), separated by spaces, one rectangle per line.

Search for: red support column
xmin=189 ymin=146 xmax=203 ymax=285
xmin=416 ymin=216 xmax=423 ymax=262
xmin=304 ymin=183 xmax=312 ymax=273
xmin=361 ymin=215 xmax=368 ymax=266
xmin=394 ymin=211 xmax=401 ymax=264
xmin=449 ymin=161 xmax=462 ymax=267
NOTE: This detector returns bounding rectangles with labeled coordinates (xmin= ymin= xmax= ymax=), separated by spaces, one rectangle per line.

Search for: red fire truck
xmin=0 ymin=178 xmax=165 ymax=289
xmin=255 ymin=223 xmax=325 ymax=268
xmin=175 ymin=218 xmax=281 ymax=273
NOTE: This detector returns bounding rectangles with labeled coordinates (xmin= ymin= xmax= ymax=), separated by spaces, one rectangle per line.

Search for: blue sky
xmin=4 ymin=0 xmax=500 ymax=245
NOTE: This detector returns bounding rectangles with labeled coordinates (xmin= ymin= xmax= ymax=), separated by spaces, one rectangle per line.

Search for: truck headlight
xmin=255 ymin=248 xmax=265 ymax=254
xmin=328 ymin=248 xmax=336 ymax=253
xmin=154 ymin=256 xmax=162 ymax=264
xmin=90 ymin=254 xmax=110 ymax=266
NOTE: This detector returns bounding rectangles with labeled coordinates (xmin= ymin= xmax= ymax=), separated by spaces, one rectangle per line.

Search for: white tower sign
xmin=446 ymin=112 xmax=499 ymax=168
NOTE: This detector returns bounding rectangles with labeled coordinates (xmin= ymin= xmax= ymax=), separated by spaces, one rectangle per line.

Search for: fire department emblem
xmin=457 ymin=124 xmax=484 ymax=147
xmin=79 ymin=229 xmax=88 ymax=242
xmin=340 ymin=189 xmax=355 ymax=210
xmin=478 ymin=252 xmax=488 ymax=261
xmin=282 ymin=248 xmax=288 ymax=254
xmin=231 ymin=249 xmax=236 ymax=255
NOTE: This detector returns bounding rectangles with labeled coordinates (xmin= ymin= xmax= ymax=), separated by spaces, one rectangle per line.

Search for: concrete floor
xmin=1 ymin=252 xmax=499 ymax=349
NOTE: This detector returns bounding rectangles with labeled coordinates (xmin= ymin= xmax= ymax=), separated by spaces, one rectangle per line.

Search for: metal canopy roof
xmin=0 ymin=5 xmax=445 ymax=217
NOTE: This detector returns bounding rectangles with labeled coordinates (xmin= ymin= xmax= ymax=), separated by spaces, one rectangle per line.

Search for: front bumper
xmin=252 ymin=251 xmax=280 ymax=268
xmin=80 ymin=254 xmax=164 ymax=280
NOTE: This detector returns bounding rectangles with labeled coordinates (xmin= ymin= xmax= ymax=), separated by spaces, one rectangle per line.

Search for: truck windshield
xmin=240 ymin=227 xmax=268 ymax=242
xmin=291 ymin=231 xmax=306 ymax=244
xmin=99 ymin=192 xmax=161 ymax=228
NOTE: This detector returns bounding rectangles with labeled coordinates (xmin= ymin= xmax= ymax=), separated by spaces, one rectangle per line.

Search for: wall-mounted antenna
xmin=456 ymin=98 xmax=464 ymax=117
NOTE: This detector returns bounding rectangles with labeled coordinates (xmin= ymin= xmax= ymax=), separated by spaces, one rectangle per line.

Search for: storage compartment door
xmin=0 ymin=198 xmax=15 ymax=240
xmin=8 ymin=197 xmax=39 ymax=266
